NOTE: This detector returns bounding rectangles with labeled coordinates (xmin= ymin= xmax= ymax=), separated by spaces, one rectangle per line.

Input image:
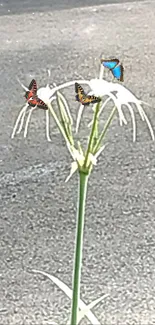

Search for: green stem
xmin=70 ymin=171 xmax=89 ymax=325
xmin=93 ymin=106 xmax=116 ymax=154
xmin=83 ymin=102 xmax=100 ymax=169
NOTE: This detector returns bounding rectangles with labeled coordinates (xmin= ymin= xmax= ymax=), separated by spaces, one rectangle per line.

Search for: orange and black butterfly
xmin=24 ymin=79 xmax=48 ymax=110
xmin=100 ymin=58 xmax=124 ymax=82
xmin=75 ymin=82 xmax=101 ymax=106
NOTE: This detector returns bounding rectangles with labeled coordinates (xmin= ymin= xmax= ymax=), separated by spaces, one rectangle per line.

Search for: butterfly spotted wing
xmin=100 ymin=58 xmax=124 ymax=82
xmin=75 ymin=82 xmax=85 ymax=103
xmin=24 ymin=79 xmax=37 ymax=100
xmin=25 ymin=79 xmax=48 ymax=110
xmin=75 ymin=82 xmax=101 ymax=106
xmin=36 ymin=98 xmax=48 ymax=110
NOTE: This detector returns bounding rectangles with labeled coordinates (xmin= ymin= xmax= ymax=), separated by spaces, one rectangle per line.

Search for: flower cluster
xmin=12 ymin=62 xmax=154 ymax=181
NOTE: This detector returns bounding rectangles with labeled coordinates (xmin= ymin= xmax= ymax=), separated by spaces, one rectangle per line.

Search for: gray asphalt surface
xmin=0 ymin=0 xmax=149 ymax=15
xmin=1 ymin=1 xmax=155 ymax=324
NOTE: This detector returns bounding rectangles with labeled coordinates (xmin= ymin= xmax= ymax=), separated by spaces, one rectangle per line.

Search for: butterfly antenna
xmin=11 ymin=103 xmax=29 ymax=138
xmin=24 ymin=107 xmax=36 ymax=138
xmin=16 ymin=77 xmax=29 ymax=92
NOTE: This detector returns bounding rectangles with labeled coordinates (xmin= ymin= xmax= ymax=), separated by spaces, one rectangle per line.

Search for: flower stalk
xmin=70 ymin=171 xmax=89 ymax=325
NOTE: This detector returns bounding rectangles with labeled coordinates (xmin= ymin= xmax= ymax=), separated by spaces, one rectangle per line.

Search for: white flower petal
xmin=65 ymin=161 xmax=78 ymax=182
xmin=89 ymin=79 xmax=127 ymax=126
xmin=89 ymin=153 xmax=97 ymax=165
xmin=94 ymin=144 xmax=106 ymax=158
xmin=126 ymin=103 xmax=136 ymax=142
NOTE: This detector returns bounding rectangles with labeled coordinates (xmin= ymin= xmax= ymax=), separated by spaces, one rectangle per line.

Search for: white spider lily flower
xmin=89 ymin=78 xmax=154 ymax=141
xmin=11 ymin=80 xmax=56 ymax=140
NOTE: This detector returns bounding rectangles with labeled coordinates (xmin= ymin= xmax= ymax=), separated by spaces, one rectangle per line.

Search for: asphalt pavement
xmin=0 ymin=1 xmax=155 ymax=324
xmin=0 ymin=0 xmax=149 ymax=15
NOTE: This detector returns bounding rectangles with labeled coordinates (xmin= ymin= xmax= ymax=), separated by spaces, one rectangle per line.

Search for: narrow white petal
xmin=139 ymin=106 xmax=155 ymax=140
xmin=24 ymin=107 xmax=36 ymax=138
xmin=11 ymin=103 xmax=29 ymax=138
xmin=65 ymin=161 xmax=78 ymax=182
xmin=77 ymin=294 xmax=109 ymax=324
xmin=45 ymin=109 xmax=52 ymax=142
xmin=16 ymin=107 xmax=29 ymax=134
xmin=126 ymin=103 xmax=137 ymax=142
xmin=89 ymin=153 xmax=97 ymax=165
xmin=94 ymin=144 xmax=107 ymax=159
xmin=135 ymin=103 xmax=145 ymax=121
xmin=32 ymin=269 xmax=101 ymax=325
xmin=109 ymin=94 xmax=127 ymax=126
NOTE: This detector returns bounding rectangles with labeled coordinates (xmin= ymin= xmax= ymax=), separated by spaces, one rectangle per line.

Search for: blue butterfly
xmin=101 ymin=58 xmax=124 ymax=82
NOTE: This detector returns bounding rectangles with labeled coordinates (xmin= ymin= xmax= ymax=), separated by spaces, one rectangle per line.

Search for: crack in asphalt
xmin=0 ymin=161 xmax=60 ymax=186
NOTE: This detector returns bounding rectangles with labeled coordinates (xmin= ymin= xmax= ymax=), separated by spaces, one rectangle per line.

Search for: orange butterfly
xmin=75 ymin=83 xmax=101 ymax=106
xmin=24 ymin=79 xmax=48 ymax=110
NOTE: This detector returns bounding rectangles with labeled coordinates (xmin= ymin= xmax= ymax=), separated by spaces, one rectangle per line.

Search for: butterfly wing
xmin=28 ymin=79 xmax=37 ymax=93
xmin=25 ymin=79 xmax=37 ymax=99
xmin=75 ymin=82 xmax=85 ymax=102
xmin=36 ymin=97 xmax=48 ymax=110
xmin=86 ymin=95 xmax=101 ymax=105
xmin=101 ymin=59 xmax=119 ymax=70
xmin=27 ymin=95 xmax=48 ymax=110
xmin=75 ymin=82 xmax=101 ymax=106
xmin=111 ymin=64 xmax=124 ymax=81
